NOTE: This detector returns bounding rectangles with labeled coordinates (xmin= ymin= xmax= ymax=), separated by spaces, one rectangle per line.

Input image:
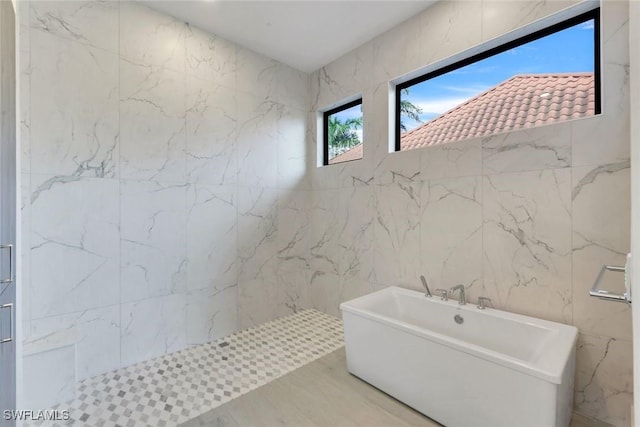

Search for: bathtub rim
xmin=340 ymin=286 xmax=578 ymax=385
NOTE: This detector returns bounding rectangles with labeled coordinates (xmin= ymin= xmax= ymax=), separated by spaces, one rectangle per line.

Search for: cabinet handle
xmin=0 ymin=244 xmax=13 ymax=284
xmin=0 ymin=303 xmax=12 ymax=344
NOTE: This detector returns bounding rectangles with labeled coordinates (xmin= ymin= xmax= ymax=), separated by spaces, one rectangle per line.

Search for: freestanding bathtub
xmin=340 ymin=286 xmax=578 ymax=427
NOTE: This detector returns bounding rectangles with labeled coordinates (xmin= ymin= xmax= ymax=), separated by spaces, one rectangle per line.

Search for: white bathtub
xmin=340 ymin=286 xmax=578 ymax=427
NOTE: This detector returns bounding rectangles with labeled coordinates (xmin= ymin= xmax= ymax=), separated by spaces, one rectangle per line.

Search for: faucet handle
xmin=449 ymin=284 xmax=466 ymax=305
xmin=434 ymin=288 xmax=449 ymax=301
xmin=477 ymin=297 xmax=493 ymax=310
xmin=420 ymin=275 xmax=432 ymax=297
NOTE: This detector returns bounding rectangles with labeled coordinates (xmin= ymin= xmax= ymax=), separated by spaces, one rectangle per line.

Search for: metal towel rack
xmin=589 ymin=264 xmax=630 ymax=304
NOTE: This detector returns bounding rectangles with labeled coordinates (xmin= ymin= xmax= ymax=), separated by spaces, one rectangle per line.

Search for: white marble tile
xmin=237 ymin=276 xmax=279 ymax=329
xmin=311 ymin=42 xmax=373 ymax=111
xmin=121 ymin=293 xmax=187 ymax=367
xmin=237 ymin=48 xmax=277 ymax=101
xmin=277 ymin=190 xmax=310 ymax=276
xmin=337 ymin=278 xmax=375 ymax=310
xmin=278 ymin=271 xmax=310 ymax=317
xmin=119 ymin=1 xmax=185 ymax=72
xmin=30 ymin=0 xmax=119 ymax=53
xmin=277 ymin=64 xmax=309 ymax=112
xmin=572 ymin=162 xmax=631 ymax=340
xmin=120 ymin=180 xmax=187 ymax=303
xmin=572 ymin=1 xmax=630 ymax=171
xmin=374 ymin=148 xmax=422 ymax=186
xmin=30 ymin=176 xmax=119 ymax=318
xmin=575 ymin=334 xmax=633 ymax=427
xmin=277 ymin=106 xmax=310 ymax=190
xmin=601 ymin=0 xmax=629 ymax=66
xmin=23 ymin=343 xmax=75 ymax=409
xmin=30 ymin=30 xmax=119 ymax=177
xmin=372 ymin=13 xmax=421 ymax=85
xmin=311 ymin=158 xmax=340 ymax=190
xmin=17 ymin=0 xmax=30 ymax=28
xmin=19 ymin=24 xmax=30 ymax=175
xmin=309 ymin=271 xmax=341 ymax=318
xmin=333 ymin=163 xmax=373 ymax=189
xmin=373 ymin=182 xmax=422 ymax=287
xmin=482 ymin=169 xmax=572 ymax=323
xmin=572 ymin=0 xmax=629 ymax=168
xmin=31 ymin=305 xmax=120 ymax=380
xmin=420 ymin=138 xmax=482 ymax=180
xmin=309 ymin=188 xmax=340 ymax=277
xmin=237 ymin=187 xmax=278 ymax=281
xmin=369 ymin=83 xmax=422 ymax=186
xmin=419 ymin=0 xmax=482 ymax=67
xmin=337 ymin=185 xmax=375 ymax=282
xmin=186 ymin=24 xmax=236 ymax=89
xmin=186 ymin=76 xmax=237 ymax=186
xmin=309 ymin=109 xmax=341 ymax=190
xmin=186 ymin=282 xmax=237 ymax=345
xmin=20 ymin=173 xmax=31 ymax=331
xmin=481 ymin=0 xmax=574 ymax=42
xmin=120 ymin=59 xmax=186 ymax=183
xmin=336 ymin=155 xmax=375 ymax=189
xmin=186 ymin=184 xmax=237 ymax=291
xmin=572 ymin=63 xmax=630 ymax=167
xmin=236 ymin=92 xmax=281 ymax=188
xmin=333 ymin=92 xmax=375 ymax=188
xmin=421 ymin=176 xmax=483 ymax=295
xmin=482 ymin=124 xmax=571 ymax=174
xmin=572 ymin=162 xmax=630 ymax=254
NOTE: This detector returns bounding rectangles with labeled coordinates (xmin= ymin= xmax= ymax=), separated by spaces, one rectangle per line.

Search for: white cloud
xmin=581 ymin=21 xmax=595 ymax=30
xmin=413 ymin=96 xmax=472 ymax=115
xmin=439 ymin=84 xmax=491 ymax=95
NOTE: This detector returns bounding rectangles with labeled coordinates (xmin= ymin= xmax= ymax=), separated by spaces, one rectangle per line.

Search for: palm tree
xmin=327 ymin=89 xmax=422 ymax=159
xmin=400 ymin=88 xmax=423 ymax=131
xmin=328 ymin=115 xmax=363 ymax=158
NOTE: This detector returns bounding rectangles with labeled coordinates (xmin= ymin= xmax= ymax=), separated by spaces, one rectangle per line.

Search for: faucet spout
xmin=420 ymin=275 xmax=432 ymax=297
xmin=450 ymin=285 xmax=466 ymax=305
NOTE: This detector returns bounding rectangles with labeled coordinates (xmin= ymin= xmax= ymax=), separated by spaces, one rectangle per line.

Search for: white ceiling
xmin=144 ymin=1 xmax=436 ymax=73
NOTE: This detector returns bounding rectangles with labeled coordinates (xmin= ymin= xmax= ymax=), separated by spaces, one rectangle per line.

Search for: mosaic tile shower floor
xmin=28 ymin=309 xmax=344 ymax=427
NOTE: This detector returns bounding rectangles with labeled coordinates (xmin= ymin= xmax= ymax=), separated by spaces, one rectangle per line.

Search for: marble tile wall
xmin=308 ymin=1 xmax=632 ymax=425
xmin=19 ymin=0 xmax=310 ymax=403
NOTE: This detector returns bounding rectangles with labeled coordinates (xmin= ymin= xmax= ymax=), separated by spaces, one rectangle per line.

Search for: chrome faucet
xmin=420 ymin=275 xmax=432 ymax=297
xmin=435 ymin=289 xmax=449 ymax=301
xmin=477 ymin=297 xmax=493 ymax=310
xmin=450 ymin=285 xmax=466 ymax=305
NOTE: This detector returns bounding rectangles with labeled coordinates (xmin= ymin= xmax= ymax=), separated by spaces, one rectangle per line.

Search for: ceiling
xmin=144 ymin=1 xmax=436 ymax=73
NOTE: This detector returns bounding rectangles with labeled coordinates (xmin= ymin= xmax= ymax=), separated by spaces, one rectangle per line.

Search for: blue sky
xmin=402 ymin=19 xmax=595 ymax=130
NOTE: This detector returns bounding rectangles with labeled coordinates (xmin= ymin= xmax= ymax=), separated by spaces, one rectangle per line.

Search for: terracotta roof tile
xmin=328 ymin=143 xmax=363 ymax=164
xmin=329 ymin=73 xmax=594 ymax=164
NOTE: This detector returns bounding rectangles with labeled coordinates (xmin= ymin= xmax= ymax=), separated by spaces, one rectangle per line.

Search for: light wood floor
xmin=180 ymin=348 xmax=611 ymax=427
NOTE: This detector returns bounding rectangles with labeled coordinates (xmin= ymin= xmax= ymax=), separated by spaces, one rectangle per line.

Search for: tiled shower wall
xmin=308 ymin=1 xmax=632 ymax=426
xmin=19 ymin=0 xmax=310 ymax=387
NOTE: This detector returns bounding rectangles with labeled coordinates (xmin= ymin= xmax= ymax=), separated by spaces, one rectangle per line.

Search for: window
xmin=395 ymin=9 xmax=599 ymax=151
xmin=323 ymin=98 xmax=363 ymax=165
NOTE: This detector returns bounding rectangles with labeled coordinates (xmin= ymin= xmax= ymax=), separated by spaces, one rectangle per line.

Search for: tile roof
xmin=329 ymin=73 xmax=594 ymax=164
xmin=328 ymin=144 xmax=363 ymax=164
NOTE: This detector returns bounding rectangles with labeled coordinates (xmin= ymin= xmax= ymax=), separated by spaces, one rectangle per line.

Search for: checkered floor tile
xmin=27 ymin=309 xmax=344 ymax=427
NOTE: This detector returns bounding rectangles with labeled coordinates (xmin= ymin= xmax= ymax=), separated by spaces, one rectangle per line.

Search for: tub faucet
xmin=477 ymin=297 xmax=493 ymax=310
xmin=420 ymin=275 xmax=432 ymax=297
xmin=435 ymin=289 xmax=449 ymax=301
xmin=450 ymin=285 xmax=466 ymax=305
